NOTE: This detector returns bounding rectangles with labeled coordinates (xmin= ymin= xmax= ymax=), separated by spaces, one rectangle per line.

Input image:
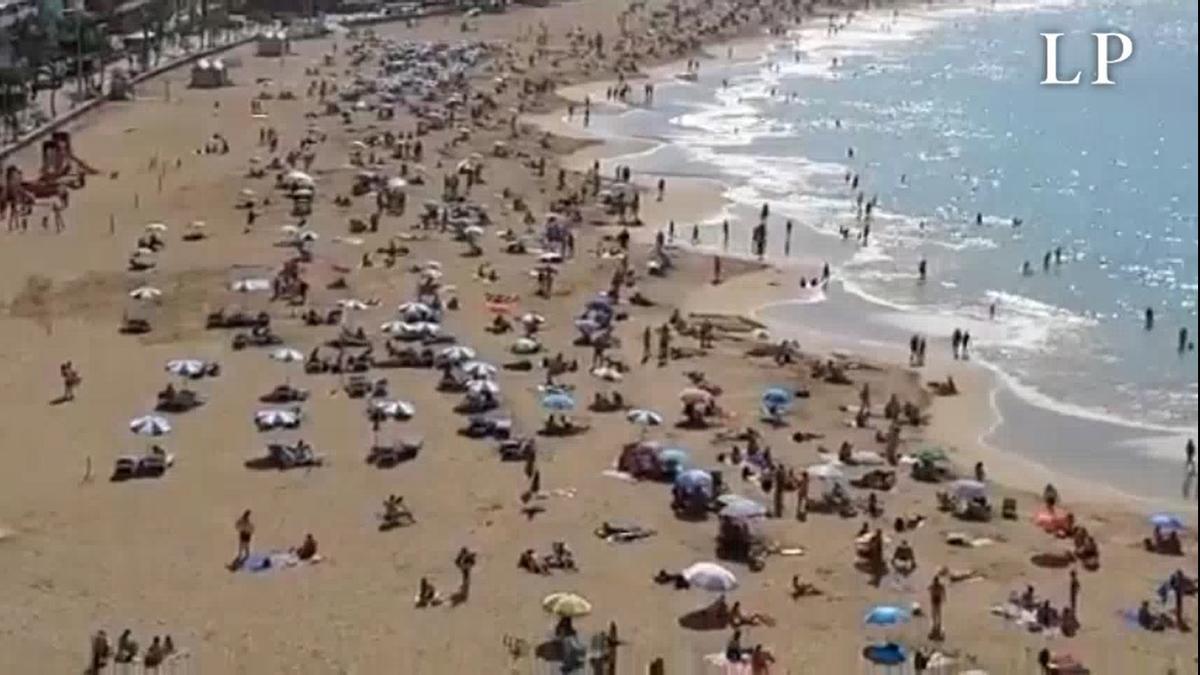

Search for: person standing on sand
xmin=713 ymin=256 xmax=722 ymax=285
xmin=234 ymin=510 xmax=254 ymax=567
xmin=60 ymin=362 xmax=81 ymax=401
xmin=1069 ymin=568 xmax=1081 ymax=616
xmin=691 ymin=224 xmax=700 ymax=246
xmin=722 ymin=220 xmax=730 ymax=248
xmin=784 ymin=220 xmax=793 ymax=256
xmin=641 ymin=326 xmax=652 ymax=365
xmin=454 ymin=546 xmax=477 ymax=599
xmin=1185 ymin=439 xmax=1196 ymax=474
xmin=657 ymin=178 xmax=665 ymax=202
xmin=928 ymin=573 xmax=946 ymax=640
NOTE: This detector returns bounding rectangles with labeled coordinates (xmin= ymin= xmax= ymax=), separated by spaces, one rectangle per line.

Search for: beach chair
xmin=1002 ymin=497 xmax=1018 ymax=520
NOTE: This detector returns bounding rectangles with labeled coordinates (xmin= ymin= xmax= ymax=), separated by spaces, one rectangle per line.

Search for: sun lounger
xmin=246 ymin=443 xmax=325 ymax=470
xmin=367 ymin=438 xmax=423 ymax=467
xmin=260 ymin=385 xmax=309 ymax=403
xmin=111 ymin=452 xmax=174 ymax=480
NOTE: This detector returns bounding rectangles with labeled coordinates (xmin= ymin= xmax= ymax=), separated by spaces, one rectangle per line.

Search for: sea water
xmin=583 ymin=0 xmax=1198 ymax=505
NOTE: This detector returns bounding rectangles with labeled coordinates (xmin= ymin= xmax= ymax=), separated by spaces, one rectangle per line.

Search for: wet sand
xmin=0 ymin=1 xmax=1196 ymax=673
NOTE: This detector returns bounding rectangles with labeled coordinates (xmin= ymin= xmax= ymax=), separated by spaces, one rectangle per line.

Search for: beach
xmin=0 ymin=0 xmax=1196 ymax=673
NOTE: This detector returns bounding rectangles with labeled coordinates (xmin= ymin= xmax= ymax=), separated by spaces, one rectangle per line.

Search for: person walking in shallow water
xmin=951 ymin=329 xmax=962 ymax=360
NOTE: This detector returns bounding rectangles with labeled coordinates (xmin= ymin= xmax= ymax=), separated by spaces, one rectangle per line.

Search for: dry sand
xmin=0 ymin=1 xmax=1196 ymax=673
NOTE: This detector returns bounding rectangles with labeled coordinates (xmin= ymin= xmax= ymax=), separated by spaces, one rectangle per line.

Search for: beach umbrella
xmin=681 ymin=562 xmax=738 ymax=592
xmin=187 ymin=220 xmax=206 ymax=230
xmin=145 ymin=222 xmax=168 ymax=232
xmin=541 ymin=392 xmax=576 ymax=412
xmin=656 ymin=447 xmax=691 ymax=470
xmin=467 ymin=379 xmax=501 ymax=396
xmin=370 ymin=399 xmax=415 ymax=420
xmin=129 ymin=286 xmax=162 ymax=301
xmin=626 ymin=409 xmax=663 ymax=427
xmin=255 ymin=408 xmax=300 ymax=429
xmin=679 ymin=387 xmax=713 ymax=404
xmin=542 ymin=592 xmax=592 ymax=618
xmin=298 ymin=230 xmax=319 ymax=242
xmin=165 ymin=359 xmax=206 ymax=378
xmin=437 ymin=346 xmax=476 ymax=366
xmin=915 ymin=447 xmax=949 ymax=464
xmin=460 ymin=360 xmax=497 ymax=379
xmin=463 ymin=225 xmax=485 ymax=238
xmin=269 ymin=347 xmax=305 ymax=363
xmin=380 ymin=320 xmax=410 ymax=335
xmin=591 ymin=365 xmax=622 ymax=382
xmin=337 ymin=299 xmax=371 ymax=311
xmin=806 ymin=463 xmax=845 ymax=481
xmin=761 ymin=387 xmax=792 ymax=407
xmin=512 ymin=337 xmax=540 ymax=353
xmin=134 ymin=247 xmax=157 ymax=257
xmin=130 ymin=415 xmax=171 ymax=436
xmin=718 ymin=497 xmax=768 ymax=519
xmin=864 ymin=605 xmax=910 ymax=627
xmin=231 ymin=278 xmax=271 ymax=293
xmin=1149 ymin=513 xmax=1185 ymax=531
xmin=398 ymin=302 xmax=435 ymax=321
xmin=951 ymin=479 xmax=988 ymax=501
xmin=413 ymin=321 xmax=441 ymax=336
xmin=674 ymin=468 xmax=713 ymax=495
xmin=520 ymin=313 xmax=546 ymax=327
xmin=862 ymin=643 xmax=908 ymax=666
xmin=280 ymin=224 xmax=301 ymax=235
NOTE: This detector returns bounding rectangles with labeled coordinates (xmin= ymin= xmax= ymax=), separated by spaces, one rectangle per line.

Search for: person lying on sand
xmin=653 ymin=569 xmax=690 ymax=589
xmin=545 ymin=542 xmax=577 ymax=570
xmin=518 ymin=549 xmax=549 ymax=575
xmin=729 ymin=602 xmax=776 ymax=627
xmin=790 ymin=575 xmax=823 ymax=599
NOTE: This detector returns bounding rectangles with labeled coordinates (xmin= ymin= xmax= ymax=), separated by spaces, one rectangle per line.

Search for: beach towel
xmin=701 ymin=653 xmax=752 ymax=674
xmin=238 ymin=551 xmax=323 ymax=573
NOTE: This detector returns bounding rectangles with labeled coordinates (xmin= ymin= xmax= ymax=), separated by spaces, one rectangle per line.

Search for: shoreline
xmin=0 ymin=0 xmax=1194 ymax=671
xmin=530 ymin=0 xmax=1198 ymax=512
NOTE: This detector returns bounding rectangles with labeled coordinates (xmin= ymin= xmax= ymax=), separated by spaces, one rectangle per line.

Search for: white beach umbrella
xmin=512 ymin=337 xmax=541 ymax=354
xmin=459 ymin=360 xmax=497 ymax=380
xmin=397 ymin=301 xmax=435 ymax=321
xmin=337 ymin=299 xmax=371 ymax=311
xmin=370 ymin=399 xmax=415 ymax=420
xmin=298 ymin=230 xmax=319 ymax=242
xmin=436 ymin=345 xmax=476 ymax=365
xmin=129 ymin=286 xmax=162 ymax=301
xmin=231 ymin=278 xmax=271 ymax=293
xmin=539 ymin=251 xmax=564 ymax=264
xmin=467 ymin=379 xmax=501 ymax=396
xmin=165 ymin=359 xmax=206 ymax=378
xmin=280 ymin=224 xmax=301 ymax=235
xmin=681 ymin=562 xmax=738 ymax=592
xmin=463 ymin=225 xmax=485 ymax=238
xmin=269 ymin=347 xmax=305 ymax=363
xmin=134 ymin=247 xmax=157 ymax=257
xmin=187 ymin=220 xmax=206 ymax=230
xmin=626 ymin=409 xmax=663 ymax=427
xmin=806 ymin=463 xmax=845 ymax=481
xmin=380 ymin=320 xmax=411 ymax=335
xmin=520 ymin=313 xmax=546 ymax=327
xmin=591 ymin=365 xmax=622 ymax=382
xmin=145 ymin=222 xmax=168 ymax=232
xmin=130 ymin=415 xmax=172 ymax=436
xmin=255 ymin=408 xmax=300 ymax=429
xmin=413 ymin=321 xmax=441 ymax=336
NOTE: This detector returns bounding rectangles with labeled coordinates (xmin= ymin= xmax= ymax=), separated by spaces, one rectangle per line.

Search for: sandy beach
xmin=0 ymin=0 xmax=1196 ymax=673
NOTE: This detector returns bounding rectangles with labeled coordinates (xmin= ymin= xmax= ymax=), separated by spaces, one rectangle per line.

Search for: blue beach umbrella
xmin=718 ymin=496 xmax=768 ymax=519
xmin=862 ymin=642 xmax=908 ymax=666
xmin=541 ymin=392 xmax=576 ymax=412
xmin=761 ymin=387 xmax=793 ymax=408
xmin=674 ymin=468 xmax=713 ymax=495
xmin=1149 ymin=513 xmax=1185 ymax=531
xmin=863 ymin=605 xmax=910 ymax=627
xmin=656 ymin=447 xmax=691 ymax=471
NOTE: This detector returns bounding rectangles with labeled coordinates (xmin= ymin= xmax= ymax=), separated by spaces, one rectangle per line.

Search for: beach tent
xmin=256 ymin=31 xmax=289 ymax=58
xmin=190 ymin=59 xmax=230 ymax=89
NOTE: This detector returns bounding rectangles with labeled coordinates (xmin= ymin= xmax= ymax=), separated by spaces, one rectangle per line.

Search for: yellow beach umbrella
xmin=542 ymin=592 xmax=592 ymax=618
